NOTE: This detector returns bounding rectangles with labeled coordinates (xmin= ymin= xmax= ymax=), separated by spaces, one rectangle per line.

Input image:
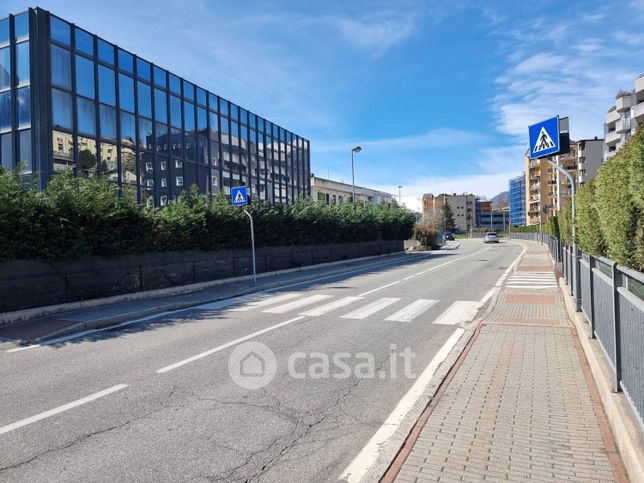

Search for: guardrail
xmin=510 ymin=232 xmax=644 ymax=427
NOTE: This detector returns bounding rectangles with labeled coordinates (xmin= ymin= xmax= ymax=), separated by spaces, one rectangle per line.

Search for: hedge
xmin=0 ymin=170 xmax=415 ymax=262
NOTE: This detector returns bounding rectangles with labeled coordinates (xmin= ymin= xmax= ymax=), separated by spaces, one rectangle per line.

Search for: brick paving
xmin=392 ymin=241 xmax=626 ymax=482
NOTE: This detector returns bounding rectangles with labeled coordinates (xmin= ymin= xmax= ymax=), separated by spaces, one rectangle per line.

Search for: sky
xmin=4 ymin=0 xmax=644 ymax=211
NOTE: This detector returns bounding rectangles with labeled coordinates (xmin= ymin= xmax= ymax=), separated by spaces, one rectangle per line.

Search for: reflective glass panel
xmin=208 ymin=93 xmax=218 ymax=112
xmin=171 ymin=128 xmax=182 ymax=159
xmin=16 ymin=42 xmax=29 ymax=86
xmin=154 ymin=88 xmax=167 ymax=122
xmin=137 ymin=81 xmax=151 ymax=118
xmin=0 ymin=18 xmax=8 ymax=47
xmin=197 ymin=107 xmax=206 ymax=131
xmin=136 ymin=58 xmax=150 ymax=81
xmin=197 ymin=88 xmax=206 ymax=106
xmin=185 ymin=135 xmax=196 ymax=162
xmin=97 ymin=39 xmax=114 ymax=65
xmin=52 ymin=130 xmax=74 ymax=173
xmin=1 ymin=132 xmax=11 ymax=170
xmin=78 ymin=136 xmax=97 ymax=176
xmin=138 ymin=117 xmax=153 ymax=151
xmin=101 ymin=142 xmax=118 ymax=181
xmin=230 ymin=104 xmax=239 ymax=121
xmin=156 ymin=122 xmax=168 ymax=156
xmin=51 ymin=45 xmax=71 ymax=89
xmin=170 ymin=95 xmax=181 ymax=128
xmin=118 ymin=49 xmax=133 ymax=73
xmin=118 ymin=73 xmax=134 ymax=112
xmin=0 ymin=91 xmax=11 ymax=133
xmin=183 ymin=81 xmax=194 ymax=100
xmin=220 ymin=98 xmax=229 ymax=116
xmin=52 ymin=88 xmax=73 ymax=130
xmin=16 ymin=87 xmax=30 ymax=129
xmin=120 ymin=111 xmax=135 ymax=147
xmin=169 ymin=74 xmax=180 ymax=94
xmin=121 ymin=146 xmax=136 ymax=185
xmin=77 ymin=96 xmax=95 ymax=135
xmin=75 ymin=28 xmax=93 ymax=56
xmin=99 ymin=104 xmax=116 ymax=141
xmin=50 ymin=17 xmax=70 ymax=45
xmin=98 ymin=65 xmax=115 ymax=106
xmin=183 ymin=101 xmax=195 ymax=133
xmin=154 ymin=66 xmax=166 ymax=88
xmin=14 ymin=13 xmax=29 ymax=42
xmin=0 ymin=47 xmax=9 ymax=90
xmin=18 ymin=129 xmax=32 ymax=173
xmin=75 ymin=55 xmax=95 ymax=99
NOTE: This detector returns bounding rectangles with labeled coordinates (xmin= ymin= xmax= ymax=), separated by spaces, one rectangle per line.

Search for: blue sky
xmin=4 ymin=0 xmax=644 ymax=210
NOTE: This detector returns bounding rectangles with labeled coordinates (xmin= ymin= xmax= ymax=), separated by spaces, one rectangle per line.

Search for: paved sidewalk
xmin=391 ymin=241 xmax=628 ymax=482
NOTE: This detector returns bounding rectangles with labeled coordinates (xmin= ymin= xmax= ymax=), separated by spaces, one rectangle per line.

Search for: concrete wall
xmin=0 ymin=240 xmax=403 ymax=313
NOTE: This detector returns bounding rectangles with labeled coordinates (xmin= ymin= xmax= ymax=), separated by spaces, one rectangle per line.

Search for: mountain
xmin=490 ymin=191 xmax=508 ymax=209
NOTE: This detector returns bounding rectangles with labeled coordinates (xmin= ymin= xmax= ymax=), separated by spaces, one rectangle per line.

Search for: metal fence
xmin=509 ymin=232 xmax=644 ymax=427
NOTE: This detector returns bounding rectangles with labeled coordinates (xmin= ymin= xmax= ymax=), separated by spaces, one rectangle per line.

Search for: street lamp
xmin=398 ymin=185 xmax=402 ymax=205
xmin=351 ymin=145 xmax=361 ymax=206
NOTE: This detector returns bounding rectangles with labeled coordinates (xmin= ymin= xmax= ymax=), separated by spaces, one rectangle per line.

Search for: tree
xmin=441 ymin=204 xmax=456 ymax=232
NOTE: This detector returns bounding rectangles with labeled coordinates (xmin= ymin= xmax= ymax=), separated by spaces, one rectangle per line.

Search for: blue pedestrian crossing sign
xmin=231 ymin=186 xmax=248 ymax=206
xmin=528 ymin=116 xmax=560 ymax=159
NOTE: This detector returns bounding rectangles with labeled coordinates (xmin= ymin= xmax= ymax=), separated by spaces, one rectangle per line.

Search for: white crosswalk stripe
xmin=506 ymin=272 xmax=557 ymax=289
xmin=385 ymin=299 xmax=439 ymax=322
xmin=432 ymin=301 xmax=480 ymax=325
xmin=229 ymin=292 xmax=302 ymax=311
xmin=341 ymin=298 xmax=401 ymax=319
xmin=263 ymin=294 xmax=333 ymax=314
xmin=299 ymin=297 xmax=363 ymax=316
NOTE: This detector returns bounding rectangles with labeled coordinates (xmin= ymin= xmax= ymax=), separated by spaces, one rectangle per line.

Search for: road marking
xmin=192 ymin=298 xmax=250 ymax=311
xmin=507 ymin=285 xmax=557 ymax=289
xmin=157 ymin=316 xmax=305 ymax=373
xmin=385 ymin=299 xmax=439 ymax=322
xmin=298 ymin=296 xmax=363 ymax=317
xmin=339 ymin=328 xmax=465 ymax=483
xmin=0 ymin=384 xmax=128 ymax=435
xmin=341 ymin=298 xmax=401 ymax=319
xmin=432 ymin=301 xmax=481 ymax=325
xmin=478 ymin=243 xmax=527 ymax=306
xmin=403 ymin=275 xmax=415 ymax=281
xmin=262 ymin=294 xmax=332 ymax=314
xmin=228 ymin=292 xmax=302 ymax=311
xmin=358 ymin=281 xmax=401 ymax=297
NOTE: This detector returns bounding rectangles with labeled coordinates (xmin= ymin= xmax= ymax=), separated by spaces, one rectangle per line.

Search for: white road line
xmin=298 ymin=297 xmax=363 ymax=317
xmin=478 ymin=243 xmax=527 ymax=306
xmin=403 ymin=275 xmax=415 ymax=281
xmin=506 ymin=280 xmax=556 ymax=284
xmin=228 ymin=292 xmax=302 ymax=312
xmin=0 ymin=384 xmax=128 ymax=435
xmin=192 ymin=298 xmax=250 ymax=311
xmin=432 ymin=301 xmax=481 ymax=326
xmin=507 ymin=285 xmax=557 ymax=289
xmin=341 ymin=298 xmax=401 ymax=320
xmin=339 ymin=328 xmax=465 ymax=483
xmin=262 ymin=294 xmax=332 ymax=314
xmin=385 ymin=299 xmax=439 ymax=322
xmin=157 ymin=316 xmax=305 ymax=373
xmin=358 ymin=281 xmax=401 ymax=297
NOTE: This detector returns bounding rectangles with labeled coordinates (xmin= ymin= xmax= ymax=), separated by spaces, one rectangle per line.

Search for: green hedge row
xmin=0 ymin=171 xmax=416 ymax=262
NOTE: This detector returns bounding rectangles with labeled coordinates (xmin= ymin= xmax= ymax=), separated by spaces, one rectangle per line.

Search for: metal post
xmin=243 ymin=209 xmax=257 ymax=284
xmin=611 ymin=262 xmax=622 ymax=393
xmin=351 ymin=150 xmax=356 ymax=206
xmin=589 ymin=254 xmax=595 ymax=339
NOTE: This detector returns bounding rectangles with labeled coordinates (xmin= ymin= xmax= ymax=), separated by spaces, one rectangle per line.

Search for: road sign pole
xmin=243 ymin=209 xmax=257 ymax=285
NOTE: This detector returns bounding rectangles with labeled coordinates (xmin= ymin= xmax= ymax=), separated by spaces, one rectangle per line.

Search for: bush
xmin=413 ymin=223 xmax=439 ymax=249
xmin=0 ymin=169 xmax=415 ymax=262
xmin=575 ymin=181 xmax=604 ymax=256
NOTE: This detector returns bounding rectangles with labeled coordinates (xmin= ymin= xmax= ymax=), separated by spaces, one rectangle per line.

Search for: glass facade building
xmin=508 ymin=174 xmax=526 ymax=226
xmin=0 ymin=8 xmax=310 ymax=206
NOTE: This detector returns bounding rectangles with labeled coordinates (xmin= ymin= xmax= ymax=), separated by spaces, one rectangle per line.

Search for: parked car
xmin=444 ymin=232 xmax=455 ymax=241
xmin=484 ymin=232 xmax=499 ymax=243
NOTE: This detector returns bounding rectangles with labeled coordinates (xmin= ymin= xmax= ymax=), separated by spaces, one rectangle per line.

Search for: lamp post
xmin=398 ymin=185 xmax=402 ymax=205
xmin=351 ymin=145 xmax=361 ymax=206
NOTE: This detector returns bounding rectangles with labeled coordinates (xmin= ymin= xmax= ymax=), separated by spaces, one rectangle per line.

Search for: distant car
xmin=484 ymin=232 xmax=499 ymax=243
xmin=444 ymin=233 xmax=455 ymax=241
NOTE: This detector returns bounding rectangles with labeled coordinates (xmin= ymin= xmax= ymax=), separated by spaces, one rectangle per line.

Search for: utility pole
xmin=398 ymin=185 xmax=402 ymax=205
xmin=351 ymin=146 xmax=361 ymax=206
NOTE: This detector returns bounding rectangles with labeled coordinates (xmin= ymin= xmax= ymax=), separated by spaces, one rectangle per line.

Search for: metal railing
xmin=509 ymin=232 xmax=644 ymax=427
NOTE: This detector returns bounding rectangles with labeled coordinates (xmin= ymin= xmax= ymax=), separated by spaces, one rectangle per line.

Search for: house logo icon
xmin=228 ymin=341 xmax=277 ymax=390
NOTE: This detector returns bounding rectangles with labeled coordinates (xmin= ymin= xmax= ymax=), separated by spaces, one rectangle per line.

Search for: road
xmin=0 ymin=240 xmax=523 ymax=482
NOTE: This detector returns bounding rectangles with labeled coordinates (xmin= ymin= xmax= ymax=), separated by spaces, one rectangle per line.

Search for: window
xmin=98 ymin=65 xmax=115 ymax=106
xmin=52 ymin=129 xmax=74 ymax=173
xmin=51 ymin=45 xmax=71 ymax=89
xmin=208 ymin=93 xmax=218 ymax=112
xmin=118 ymin=74 xmax=134 ymax=112
xmin=156 ymin=122 xmax=168 ymax=155
xmin=0 ymin=18 xmax=9 ymax=47
xmin=101 ymin=142 xmax=118 ymax=181
xmin=0 ymin=91 xmax=11 ymax=133
xmin=220 ymin=98 xmax=229 ymax=116
xmin=14 ymin=13 xmax=29 ymax=42
xmin=18 ymin=129 xmax=31 ymax=173
xmin=77 ymin=96 xmax=95 ymax=135
xmin=97 ymin=39 xmax=114 ymax=65
xmin=118 ymin=49 xmax=133 ymax=73
xmin=153 ymin=66 xmax=166 ymax=88
xmin=138 ymin=116 xmax=152 ymax=150
xmin=176 ymin=176 xmax=184 ymax=187
xmin=1 ymin=132 xmax=11 ymax=169
xmin=137 ymin=81 xmax=151 ymax=117
xmin=16 ymin=42 xmax=29 ymax=86
xmin=169 ymin=74 xmax=180 ymax=94
xmin=183 ymin=80 xmax=194 ymax=100
xmin=52 ymin=88 xmax=73 ymax=130
xmin=136 ymin=58 xmax=150 ymax=81
xmin=99 ymin=104 xmax=116 ymax=141
xmin=0 ymin=47 xmax=9 ymax=90
xmin=197 ymin=88 xmax=206 ymax=106
xmin=16 ymin=87 xmax=30 ymax=129
xmin=50 ymin=17 xmax=70 ymax=45
xmin=154 ymin=88 xmax=166 ymax=122
xmin=75 ymin=55 xmax=95 ymax=98
xmin=77 ymin=136 xmax=97 ymax=176
xmin=197 ymin=107 xmax=206 ymax=131
xmin=183 ymin=101 xmax=195 ymax=133
xmin=75 ymin=28 xmax=93 ymax=56
xmin=120 ymin=111 xmax=135 ymax=147
xmin=170 ymin=95 xmax=181 ymax=128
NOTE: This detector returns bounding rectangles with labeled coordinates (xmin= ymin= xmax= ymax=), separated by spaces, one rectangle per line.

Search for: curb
xmin=558 ymin=278 xmax=644 ymax=483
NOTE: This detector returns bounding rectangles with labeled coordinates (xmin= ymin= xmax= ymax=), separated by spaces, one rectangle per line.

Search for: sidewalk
xmin=388 ymin=241 xmax=628 ymax=482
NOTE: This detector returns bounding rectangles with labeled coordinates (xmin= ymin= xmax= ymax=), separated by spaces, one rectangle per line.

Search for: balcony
xmin=605 ymin=130 xmax=621 ymax=146
xmin=605 ymin=109 xmax=620 ymax=125
xmin=530 ymin=183 xmax=540 ymax=190
xmin=636 ymin=75 xmax=644 ymax=99
xmin=617 ymin=94 xmax=632 ymax=112
xmin=633 ymin=101 xmax=644 ymax=123
xmin=616 ymin=118 xmax=631 ymax=133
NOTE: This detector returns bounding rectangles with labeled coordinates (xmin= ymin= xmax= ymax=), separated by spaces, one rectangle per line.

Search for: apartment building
xmin=604 ymin=76 xmax=644 ymax=160
xmin=310 ymin=175 xmax=394 ymax=205
xmin=422 ymin=193 xmax=475 ymax=232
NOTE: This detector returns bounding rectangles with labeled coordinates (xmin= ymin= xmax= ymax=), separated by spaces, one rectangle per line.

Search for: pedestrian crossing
xmin=506 ymin=272 xmax=558 ymax=289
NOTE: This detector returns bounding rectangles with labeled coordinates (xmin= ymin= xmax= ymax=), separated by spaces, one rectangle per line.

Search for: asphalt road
xmin=0 ymin=240 xmax=523 ymax=482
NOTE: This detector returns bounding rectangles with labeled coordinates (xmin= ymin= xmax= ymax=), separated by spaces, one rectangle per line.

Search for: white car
xmin=484 ymin=232 xmax=499 ymax=243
